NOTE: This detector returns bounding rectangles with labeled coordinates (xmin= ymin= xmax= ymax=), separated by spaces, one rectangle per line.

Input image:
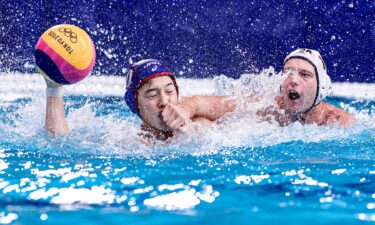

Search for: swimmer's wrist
xmin=46 ymin=85 xmax=65 ymax=97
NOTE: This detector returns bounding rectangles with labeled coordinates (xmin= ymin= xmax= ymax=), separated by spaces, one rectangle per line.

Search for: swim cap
xmin=283 ymin=48 xmax=332 ymax=106
xmin=124 ymin=59 xmax=179 ymax=115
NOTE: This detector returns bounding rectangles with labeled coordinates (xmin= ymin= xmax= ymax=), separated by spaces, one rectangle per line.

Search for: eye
xmin=301 ymin=70 xmax=313 ymax=77
xmin=165 ymin=87 xmax=175 ymax=95
xmin=146 ymin=91 xmax=158 ymax=98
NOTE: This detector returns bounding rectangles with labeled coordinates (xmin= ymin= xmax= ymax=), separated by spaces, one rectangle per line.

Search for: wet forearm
xmin=45 ymin=96 xmax=68 ymax=136
xmin=180 ymin=96 xmax=236 ymax=121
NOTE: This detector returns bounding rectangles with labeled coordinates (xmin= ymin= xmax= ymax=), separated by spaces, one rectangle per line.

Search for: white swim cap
xmin=284 ymin=48 xmax=332 ymax=106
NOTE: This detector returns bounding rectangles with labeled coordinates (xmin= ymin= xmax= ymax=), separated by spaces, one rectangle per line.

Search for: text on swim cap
xmin=143 ymin=61 xmax=161 ymax=69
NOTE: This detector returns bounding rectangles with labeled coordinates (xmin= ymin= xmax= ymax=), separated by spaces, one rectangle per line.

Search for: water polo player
xmin=43 ymin=57 xmax=211 ymax=143
xmin=36 ymin=24 xmax=211 ymax=140
xmin=177 ymin=48 xmax=355 ymax=126
xmin=124 ymin=59 xmax=212 ymax=142
xmin=36 ymin=24 xmax=95 ymax=136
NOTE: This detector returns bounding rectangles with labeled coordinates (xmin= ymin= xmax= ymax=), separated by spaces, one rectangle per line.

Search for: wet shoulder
xmin=319 ymin=102 xmax=355 ymax=126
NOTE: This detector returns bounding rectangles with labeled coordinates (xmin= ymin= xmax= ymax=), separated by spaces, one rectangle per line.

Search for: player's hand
xmin=161 ymin=103 xmax=191 ymax=132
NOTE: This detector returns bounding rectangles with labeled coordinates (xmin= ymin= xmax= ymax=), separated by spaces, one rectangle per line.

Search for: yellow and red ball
xmin=35 ymin=24 xmax=95 ymax=85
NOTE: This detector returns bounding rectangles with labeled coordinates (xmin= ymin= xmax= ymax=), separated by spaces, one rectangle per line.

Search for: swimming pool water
xmin=0 ymin=93 xmax=374 ymax=224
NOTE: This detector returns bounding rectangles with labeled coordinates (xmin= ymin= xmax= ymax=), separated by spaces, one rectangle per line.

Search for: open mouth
xmin=288 ymin=90 xmax=301 ymax=100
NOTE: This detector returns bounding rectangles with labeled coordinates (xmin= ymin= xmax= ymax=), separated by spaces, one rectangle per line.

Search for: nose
xmin=286 ymin=72 xmax=300 ymax=87
xmin=158 ymin=92 xmax=170 ymax=109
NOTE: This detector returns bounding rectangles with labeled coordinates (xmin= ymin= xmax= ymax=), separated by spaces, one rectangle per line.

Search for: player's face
xmin=281 ymin=59 xmax=318 ymax=114
xmin=137 ymin=76 xmax=178 ymax=131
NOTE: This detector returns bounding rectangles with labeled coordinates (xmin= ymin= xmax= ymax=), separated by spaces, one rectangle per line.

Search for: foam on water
xmin=0 ymin=74 xmax=374 ymax=224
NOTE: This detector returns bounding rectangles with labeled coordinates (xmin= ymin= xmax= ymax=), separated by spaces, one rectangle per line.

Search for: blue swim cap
xmin=124 ymin=59 xmax=179 ymax=115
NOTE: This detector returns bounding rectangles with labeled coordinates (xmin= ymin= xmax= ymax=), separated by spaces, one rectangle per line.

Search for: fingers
xmin=168 ymin=116 xmax=190 ymax=133
xmin=161 ymin=103 xmax=190 ymax=132
xmin=165 ymin=113 xmax=178 ymax=127
xmin=177 ymin=120 xmax=190 ymax=133
xmin=169 ymin=117 xmax=185 ymax=130
xmin=162 ymin=104 xmax=180 ymax=127
xmin=161 ymin=104 xmax=173 ymax=123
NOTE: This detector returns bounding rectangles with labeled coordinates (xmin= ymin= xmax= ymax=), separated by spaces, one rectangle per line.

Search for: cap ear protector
xmin=282 ymin=48 xmax=333 ymax=107
xmin=124 ymin=59 xmax=179 ymax=115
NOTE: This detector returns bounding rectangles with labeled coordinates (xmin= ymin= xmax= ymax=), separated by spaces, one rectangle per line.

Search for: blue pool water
xmin=0 ymin=83 xmax=375 ymax=224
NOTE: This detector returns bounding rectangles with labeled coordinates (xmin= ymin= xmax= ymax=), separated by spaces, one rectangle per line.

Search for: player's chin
xmin=284 ymin=101 xmax=304 ymax=114
xmin=284 ymin=97 xmax=300 ymax=108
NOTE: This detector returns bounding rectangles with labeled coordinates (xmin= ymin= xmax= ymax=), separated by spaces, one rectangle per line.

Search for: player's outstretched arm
xmin=179 ymin=96 xmax=236 ymax=121
xmin=45 ymin=85 xmax=68 ymax=136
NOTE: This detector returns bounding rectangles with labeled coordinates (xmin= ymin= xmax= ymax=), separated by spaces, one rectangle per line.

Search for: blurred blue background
xmin=0 ymin=0 xmax=373 ymax=82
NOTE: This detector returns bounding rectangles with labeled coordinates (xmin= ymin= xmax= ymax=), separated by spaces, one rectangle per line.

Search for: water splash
xmin=1 ymin=70 xmax=374 ymax=157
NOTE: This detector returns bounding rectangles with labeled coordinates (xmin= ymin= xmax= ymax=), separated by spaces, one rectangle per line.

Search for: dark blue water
xmin=0 ymin=95 xmax=374 ymax=224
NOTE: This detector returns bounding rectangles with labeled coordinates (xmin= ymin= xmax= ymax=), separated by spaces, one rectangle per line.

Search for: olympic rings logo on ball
xmin=58 ymin=28 xmax=78 ymax=43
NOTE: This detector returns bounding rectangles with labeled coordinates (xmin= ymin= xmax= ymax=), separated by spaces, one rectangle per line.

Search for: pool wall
xmin=0 ymin=0 xmax=373 ymax=82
